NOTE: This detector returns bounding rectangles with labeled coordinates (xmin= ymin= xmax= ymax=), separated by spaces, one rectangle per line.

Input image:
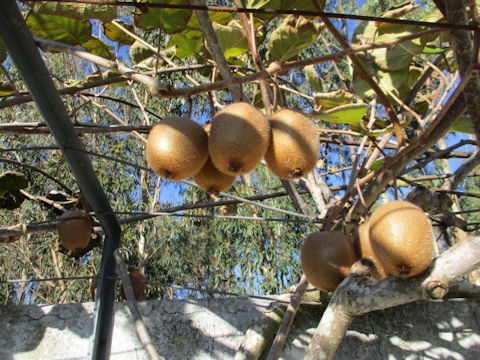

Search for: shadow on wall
xmin=284 ymin=298 xmax=480 ymax=360
xmin=139 ymin=297 xmax=272 ymax=359
xmin=0 ymin=302 xmax=93 ymax=359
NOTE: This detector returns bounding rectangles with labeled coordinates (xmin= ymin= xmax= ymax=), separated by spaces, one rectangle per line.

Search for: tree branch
xmin=310 ymin=0 xmax=404 ymax=144
xmin=444 ymin=0 xmax=480 ymax=142
xmin=349 ymin=71 xmax=468 ymax=221
xmin=190 ymin=0 xmax=242 ymax=102
xmin=34 ymin=37 xmax=168 ymax=96
xmin=447 ymin=147 xmax=480 ymax=190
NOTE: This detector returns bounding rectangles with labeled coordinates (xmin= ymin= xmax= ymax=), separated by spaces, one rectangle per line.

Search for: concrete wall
xmin=1 ymin=298 xmax=480 ymax=359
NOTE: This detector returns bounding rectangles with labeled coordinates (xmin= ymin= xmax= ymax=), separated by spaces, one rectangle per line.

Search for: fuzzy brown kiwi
xmin=57 ymin=210 xmax=91 ymax=251
xmin=193 ymin=157 xmax=237 ymax=192
xmin=368 ymin=201 xmax=434 ymax=278
xmin=121 ymin=270 xmax=147 ymax=300
xmin=209 ymin=102 xmax=270 ymax=175
xmin=146 ymin=117 xmax=209 ymax=180
xmin=356 ymin=221 xmax=387 ymax=280
xmin=300 ymin=231 xmax=357 ymax=292
xmin=265 ymin=108 xmax=319 ymax=179
xmin=90 ymin=277 xmax=98 ymax=301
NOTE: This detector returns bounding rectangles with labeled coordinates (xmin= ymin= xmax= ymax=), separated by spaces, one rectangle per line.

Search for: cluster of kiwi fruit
xmin=145 ymin=102 xmax=320 ymax=193
xmin=301 ymin=200 xmax=435 ymax=292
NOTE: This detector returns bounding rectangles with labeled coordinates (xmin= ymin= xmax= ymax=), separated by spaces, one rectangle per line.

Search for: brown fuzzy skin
xmin=264 ymin=108 xmax=319 ymax=179
xmin=193 ymin=157 xmax=236 ymax=192
xmin=356 ymin=221 xmax=387 ymax=280
xmin=209 ymin=102 xmax=270 ymax=175
xmin=121 ymin=270 xmax=147 ymax=300
xmin=369 ymin=201 xmax=434 ymax=278
xmin=57 ymin=210 xmax=91 ymax=251
xmin=90 ymin=278 xmax=98 ymax=301
xmin=146 ymin=117 xmax=209 ymax=180
xmin=300 ymin=231 xmax=358 ymax=292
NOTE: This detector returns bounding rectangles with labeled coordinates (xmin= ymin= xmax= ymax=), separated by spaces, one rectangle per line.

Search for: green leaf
xmin=129 ymin=41 xmax=156 ymax=64
xmin=168 ymin=34 xmax=202 ymax=59
xmin=26 ymin=12 xmax=91 ymax=46
xmin=352 ymin=55 xmax=409 ymax=99
xmin=313 ymin=90 xmax=354 ymax=110
xmin=244 ymin=0 xmax=282 ymax=19
xmin=0 ymin=172 xmax=28 ymax=210
xmin=422 ymin=45 xmax=447 ymax=54
xmin=81 ymin=37 xmax=115 ymax=60
xmin=103 ymin=70 xmax=129 ymax=87
xmin=266 ymin=15 xmax=318 ymax=62
xmin=379 ymin=2 xmax=419 ymax=20
xmin=352 ymin=19 xmax=424 ymax=72
xmin=304 ymin=65 xmax=322 ymax=92
xmin=282 ymin=0 xmax=324 ymax=12
xmin=103 ymin=21 xmax=135 ymax=45
xmin=450 ymin=117 xmax=475 ymax=134
xmin=312 ymin=103 xmax=368 ymax=126
xmin=0 ymin=81 xmax=14 ymax=97
xmin=212 ymin=21 xmax=248 ymax=60
xmin=25 ymin=1 xmax=117 ymax=22
xmin=370 ymin=158 xmax=384 ymax=171
xmin=134 ymin=0 xmax=192 ymax=33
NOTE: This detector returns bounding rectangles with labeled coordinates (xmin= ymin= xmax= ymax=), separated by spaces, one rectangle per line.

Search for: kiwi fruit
xmin=265 ymin=108 xmax=319 ymax=179
xmin=146 ymin=117 xmax=209 ymax=180
xmin=193 ymin=157 xmax=237 ymax=193
xmin=121 ymin=270 xmax=147 ymax=300
xmin=368 ymin=200 xmax=434 ymax=278
xmin=209 ymin=102 xmax=270 ymax=175
xmin=356 ymin=221 xmax=387 ymax=280
xmin=57 ymin=210 xmax=91 ymax=251
xmin=300 ymin=231 xmax=357 ymax=292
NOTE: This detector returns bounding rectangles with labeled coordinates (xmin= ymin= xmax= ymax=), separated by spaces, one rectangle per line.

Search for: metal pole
xmin=0 ymin=2 xmax=121 ymax=359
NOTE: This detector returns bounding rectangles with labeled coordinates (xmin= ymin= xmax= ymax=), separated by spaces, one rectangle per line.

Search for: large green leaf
xmin=304 ymin=65 xmax=322 ymax=92
xmin=352 ymin=55 xmax=409 ymax=99
xmin=0 ymin=172 xmax=29 ymax=210
xmin=25 ymin=1 xmax=117 ymax=22
xmin=266 ymin=15 xmax=318 ymax=62
xmin=311 ymin=103 xmax=368 ymax=126
xmin=314 ymin=90 xmax=354 ymax=110
xmin=353 ymin=20 xmax=423 ymax=71
xmin=167 ymin=34 xmax=202 ymax=59
xmin=379 ymin=1 xmax=419 ymax=20
xmin=212 ymin=21 xmax=248 ymax=60
xmin=134 ymin=0 xmax=192 ymax=33
xmin=282 ymin=0 xmax=324 ymax=12
xmin=244 ymin=0 xmax=282 ymax=19
xmin=81 ymin=37 xmax=115 ymax=61
xmin=103 ymin=21 xmax=135 ymax=45
xmin=450 ymin=117 xmax=475 ymax=134
xmin=26 ymin=12 xmax=91 ymax=46
xmin=129 ymin=41 xmax=156 ymax=64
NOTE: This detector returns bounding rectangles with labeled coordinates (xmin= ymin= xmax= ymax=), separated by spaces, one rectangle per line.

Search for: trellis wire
xmin=0 ymin=275 xmax=323 ymax=306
